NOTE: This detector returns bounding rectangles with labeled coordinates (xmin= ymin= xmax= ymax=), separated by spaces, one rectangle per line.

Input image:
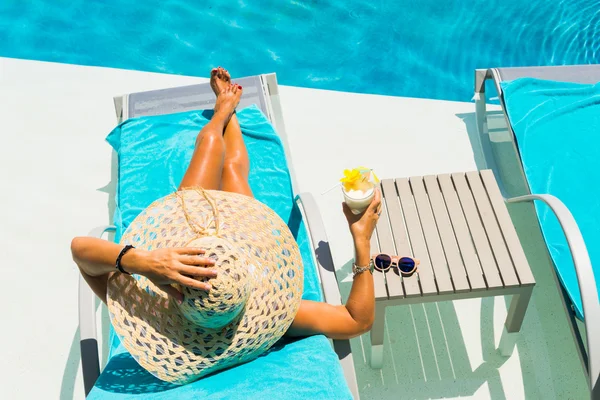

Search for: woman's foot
xmin=214 ymin=84 xmax=242 ymax=122
xmin=210 ymin=67 xmax=231 ymax=97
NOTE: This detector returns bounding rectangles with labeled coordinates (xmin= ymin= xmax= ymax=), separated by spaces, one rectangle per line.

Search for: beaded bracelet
xmin=115 ymin=245 xmax=135 ymax=275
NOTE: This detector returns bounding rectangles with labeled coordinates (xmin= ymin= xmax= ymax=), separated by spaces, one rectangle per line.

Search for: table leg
xmin=499 ymin=287 xmax=533 ymax=356
xmin=370 ymin=303 xmax=386 ymax=368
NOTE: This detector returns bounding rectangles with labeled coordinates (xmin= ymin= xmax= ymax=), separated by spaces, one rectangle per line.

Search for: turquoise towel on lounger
xmin=87 ymin=105 xmax=352 ymax=400
xmin=501 ymin=77 xmax=600 ymax=319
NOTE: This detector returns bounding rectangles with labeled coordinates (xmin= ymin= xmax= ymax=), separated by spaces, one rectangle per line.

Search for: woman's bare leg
xmin=179 ymin=83 xmax=242 ymax=190
xmin=222 ymin=113 xmax=252 ymax=197
xmin=210 ymin=67 xmax=253 ymax=197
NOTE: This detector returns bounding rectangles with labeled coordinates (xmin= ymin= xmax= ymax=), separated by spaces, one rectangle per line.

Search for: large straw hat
xmin=107 ymin=189 xmax=304 ymax=384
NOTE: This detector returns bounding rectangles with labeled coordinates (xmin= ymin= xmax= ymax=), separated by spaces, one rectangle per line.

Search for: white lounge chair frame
xmin=474 ymin=66 xmax=600 ymax=399
xmin=78 ymin=73 xmax=360 ymax=399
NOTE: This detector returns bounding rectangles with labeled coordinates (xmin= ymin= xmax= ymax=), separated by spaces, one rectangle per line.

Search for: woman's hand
xmin=342 ymin=188 xmax=382 ymax=245
xmin=122 ymin=247 xmax=217 ymax=302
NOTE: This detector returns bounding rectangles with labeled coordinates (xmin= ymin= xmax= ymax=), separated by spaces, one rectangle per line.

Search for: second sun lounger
xmin=475 ymin=65 xmax=600 ymax=399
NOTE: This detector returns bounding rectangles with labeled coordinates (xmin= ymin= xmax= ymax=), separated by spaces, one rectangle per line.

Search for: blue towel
xmin=501 ymin=77 xmax=600 ymax=319
xmin=87 ymin=105 xmax=352 ymax=399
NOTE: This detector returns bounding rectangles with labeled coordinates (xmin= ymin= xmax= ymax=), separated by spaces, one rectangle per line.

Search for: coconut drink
xmin=340 ymin=167 xmax=379 ymax=214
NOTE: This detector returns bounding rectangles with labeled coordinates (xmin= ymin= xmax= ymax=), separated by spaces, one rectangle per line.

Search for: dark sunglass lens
xmin=398 ymin=257 xmax=415 ymax=273
xmin=375 ymin=254 xmax=392 ymax=270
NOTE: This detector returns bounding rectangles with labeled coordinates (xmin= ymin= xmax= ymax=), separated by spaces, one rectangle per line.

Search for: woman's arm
xmin=71 ymin=237 xmax=218 ymax=304
xmin=287 ymin=189 xmax=381 ymax=340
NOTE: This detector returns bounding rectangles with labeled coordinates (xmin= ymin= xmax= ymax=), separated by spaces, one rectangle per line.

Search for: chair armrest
xmin=295 ymin=193 xmax=342 ymax=306
xmin=507 ymin=194 xmax=599 ymax=393
xmin=79 ymin=225 xmax=116 ymax=397
xmin=295 ymin=193 xmax=359 ymax=399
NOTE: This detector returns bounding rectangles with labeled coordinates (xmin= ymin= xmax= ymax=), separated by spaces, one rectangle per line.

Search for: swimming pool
xmin=1 ymin=0 xmax=599 ymax=101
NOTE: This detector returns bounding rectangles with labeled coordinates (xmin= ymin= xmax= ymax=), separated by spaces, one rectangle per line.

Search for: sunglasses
xmin=372 ymin=254 xmax=419 ymax=276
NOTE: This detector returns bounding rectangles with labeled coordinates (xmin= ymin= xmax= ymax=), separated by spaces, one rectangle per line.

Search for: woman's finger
xmin=177 ymin=263 xmax=218 ymax=278
xmin=175 ymin=275 xmax=212 ymax=291
xmin=180 ymin=254 xmax=215 ymax=266
xmin=375 ymin=203 xmax=382 ymax=216
xmin=367 ymin=188 xmax=382 ymax=213
xmin=176 ymin=247 xmax=206 ymax=255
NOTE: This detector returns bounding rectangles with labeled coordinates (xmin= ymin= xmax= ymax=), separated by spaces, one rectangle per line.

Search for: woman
xmin=71 ymin=67 xmax=380 ymax=341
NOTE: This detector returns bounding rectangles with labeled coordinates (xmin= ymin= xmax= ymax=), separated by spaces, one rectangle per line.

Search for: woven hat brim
xmin=107 ymin=190 xmax=304 ymax=384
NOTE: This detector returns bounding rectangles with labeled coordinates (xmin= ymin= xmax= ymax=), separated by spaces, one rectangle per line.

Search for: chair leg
xmin=370 ymin=303 xmax=386 ymax=368
xmin=499 ymin=287 xmax=533 ymax=356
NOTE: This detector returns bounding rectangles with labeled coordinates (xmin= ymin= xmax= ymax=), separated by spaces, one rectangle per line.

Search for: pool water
xmin=1 ymin=0 xmax=599 ymax=101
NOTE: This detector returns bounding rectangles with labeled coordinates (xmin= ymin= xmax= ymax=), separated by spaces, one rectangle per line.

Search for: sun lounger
xmin=78 ymin=74 xmax=359 ymax=399
xmin=475 ymin=65 xmax=600 ymax=399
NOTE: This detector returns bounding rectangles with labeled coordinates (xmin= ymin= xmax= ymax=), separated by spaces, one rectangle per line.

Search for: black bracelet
xmin=116 ymin=245 xmax=135 ymax=275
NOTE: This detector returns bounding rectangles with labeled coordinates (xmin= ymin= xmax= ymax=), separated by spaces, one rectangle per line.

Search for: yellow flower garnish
xmin=340 ymin=167 xmax=380 ymax=191
xmin=341 ymin=168 xmax=366 ymax=191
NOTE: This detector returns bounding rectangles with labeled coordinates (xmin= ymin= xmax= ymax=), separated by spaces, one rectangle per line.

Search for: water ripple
xmin=0 ymin=0 xmax=599 ymax=101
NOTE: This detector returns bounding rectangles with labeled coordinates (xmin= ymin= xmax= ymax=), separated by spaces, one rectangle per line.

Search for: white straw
xmin=320 ymin=182 xmax=342 ymax=195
